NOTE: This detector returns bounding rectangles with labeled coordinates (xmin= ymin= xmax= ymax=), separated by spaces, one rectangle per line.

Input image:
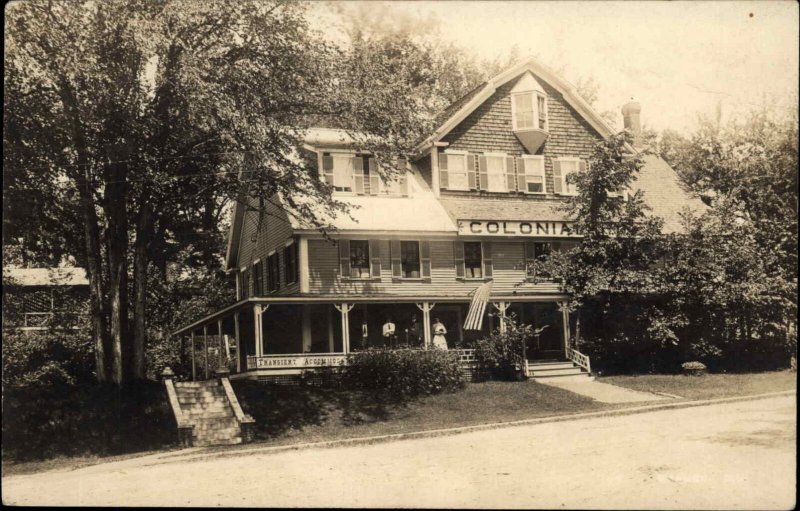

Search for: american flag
xmin=463 ymin=280 xmax=493 ymax=331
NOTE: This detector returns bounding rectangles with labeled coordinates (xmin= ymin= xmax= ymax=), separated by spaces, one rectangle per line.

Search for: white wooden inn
xmin=173 ymin=57 xmax=705 ymax=382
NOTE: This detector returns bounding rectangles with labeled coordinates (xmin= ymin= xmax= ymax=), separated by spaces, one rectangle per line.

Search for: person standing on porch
xmin=382 ymin=317 xmax=396 ymax=348
xmin=432 ymin=318 xmax=448 ymax=350
xmin=361 ymin=319 xmax=369 ymax=350
xmin=408 ymin=315 xmax=421 ymax=348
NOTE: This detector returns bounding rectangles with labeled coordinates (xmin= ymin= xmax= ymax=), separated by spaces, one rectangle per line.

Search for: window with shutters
xmin=283 ymin=242 xmax=297 ymax=285
xmin=444 ymin=151 xmax=469 ymax=191
xmin=556 ymin=157 xmax=582 ymax=195
xmin=521 ymin=155 xmax=546 ymax=193
xmin=483 ymin=154 xmax=507 ymax=192
xmin=377 ymin=157 xmax=409 ymax=197
xmin=464 ymin=242 xmax=483 ymax=279
xmin=334 ymin=154 xmax=354 ymax=192
xmin=400 ymin=241 xmax=421 ymax=279
xmin=267 ymin=252 xmax=280 ymax=292
xmin=252 ymin=259 xmax=263 ymax=295
xmin=240 ymin=267 xmax=250 ymax=299
xmin=349 ymin=240 xmax=371 ymax=279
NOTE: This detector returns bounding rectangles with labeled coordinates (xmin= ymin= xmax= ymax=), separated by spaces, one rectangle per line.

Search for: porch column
xmin=301 ymin=304 xmax=312 ymax=353
xmin=252 ymin=304 xmax=267 ymax=358
xmin=298 ymin=237 xmax=310 ymax=294
xmin=492 ymin=301 xmax=509 ymax=334
xmin=327 ymin=306 xmax=335 ymax=353
xmin=416 ymin=302 xmax=435 ymax=349
xmin=559 ymin=301 xmax=571 ymax=358
xmin=233 ymin=311 xmax=241 ymax=372
xmin=334 ymin=303 xmax=354 ymax=354
xmin=190 ymin=331 xmax=196 ymax=381
xmin=203 ymin=324 xmax=209 ymax=379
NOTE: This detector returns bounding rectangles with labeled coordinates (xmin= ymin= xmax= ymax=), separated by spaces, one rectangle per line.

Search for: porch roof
xmin=171 ymin=292 xmax=569 ymax=336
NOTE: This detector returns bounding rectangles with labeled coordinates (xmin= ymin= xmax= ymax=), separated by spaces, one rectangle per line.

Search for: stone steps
xmin=174 ymin=381 xmax=243 ymax=446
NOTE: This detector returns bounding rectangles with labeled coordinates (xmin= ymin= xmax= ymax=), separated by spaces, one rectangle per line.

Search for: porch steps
xmin=174 ymin=380 xmax=243 ymax=447
xmin=527 ymin=360 xmax=592 ymax=380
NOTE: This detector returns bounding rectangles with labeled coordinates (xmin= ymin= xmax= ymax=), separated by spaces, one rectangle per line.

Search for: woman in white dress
xmin=432 ymin=318 xmax=448 ymax=350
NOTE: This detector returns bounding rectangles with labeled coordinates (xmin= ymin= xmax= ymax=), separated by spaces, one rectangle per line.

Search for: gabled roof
xmin=415 ymin=57 xmax=616 ymax=153
xmin=631 ymin=154 xmax=708 ymax=233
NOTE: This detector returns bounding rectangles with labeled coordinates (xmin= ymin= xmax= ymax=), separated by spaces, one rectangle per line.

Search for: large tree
xmin=4 ymin=0 xmax=447 ymax=384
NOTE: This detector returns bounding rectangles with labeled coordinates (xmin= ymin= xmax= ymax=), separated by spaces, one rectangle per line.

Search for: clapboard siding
xmin=237 ymin=193 xmax=296 ymax=297
xmin=440 ymin=71 xmax=603 ymax=197
xmin=307 ymin=239 xmax=561 ymax=296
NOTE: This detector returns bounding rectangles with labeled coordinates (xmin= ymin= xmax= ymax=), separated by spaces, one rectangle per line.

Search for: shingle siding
xmin=440 ymin=71 xmax=603 ymax=197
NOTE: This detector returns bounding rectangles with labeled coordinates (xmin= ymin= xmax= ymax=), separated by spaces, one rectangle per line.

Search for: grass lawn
xmin=221 ymin=380 xmax=633 ymax=453
xmin=601 ymin=370 xmax=796 ymax=400
xmin=4 ymin=371 xmax=795 ymax=474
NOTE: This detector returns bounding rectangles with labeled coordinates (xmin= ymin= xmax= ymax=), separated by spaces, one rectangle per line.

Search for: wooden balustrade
xmin=567 ymin=348 xmax=592 ymax=374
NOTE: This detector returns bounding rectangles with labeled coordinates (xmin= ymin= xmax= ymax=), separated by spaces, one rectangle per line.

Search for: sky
xmin=314 ymin=0 xmax=798 ymax=133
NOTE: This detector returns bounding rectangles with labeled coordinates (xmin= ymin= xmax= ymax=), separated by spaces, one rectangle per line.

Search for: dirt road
xmin=3 ymin=395 xmax=795 ymax=509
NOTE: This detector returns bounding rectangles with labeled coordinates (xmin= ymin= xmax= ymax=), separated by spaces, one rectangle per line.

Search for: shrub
xmin=2 ymin=381 xmax=174 ymax=461
xmin=342 ymin=348 xmax=464 ymax=398
xmin=473 ymin=318 xmax=531 ymax=381
xmin=681 ymin=361 xmax=707 ymax=376
xmin=2 ymin=330 xmax=95 ymax=390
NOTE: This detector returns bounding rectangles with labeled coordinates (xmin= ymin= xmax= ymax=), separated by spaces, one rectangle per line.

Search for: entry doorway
xmin=506 ymin=302 xmax=565 ymax=360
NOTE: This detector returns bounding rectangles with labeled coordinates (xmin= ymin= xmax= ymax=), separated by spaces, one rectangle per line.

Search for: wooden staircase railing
xmin=567 ymin=348 xmax=591 ymax=374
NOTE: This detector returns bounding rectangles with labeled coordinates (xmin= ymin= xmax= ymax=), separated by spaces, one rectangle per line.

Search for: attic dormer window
xmin=509 ymin=72 xmax=549 ymax=153
xmin=512 ymin=91 xmax=547 ymax=131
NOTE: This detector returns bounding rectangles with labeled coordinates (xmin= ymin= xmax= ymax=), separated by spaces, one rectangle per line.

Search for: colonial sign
xmin=457 ymin=220 xmax=580 ymax=237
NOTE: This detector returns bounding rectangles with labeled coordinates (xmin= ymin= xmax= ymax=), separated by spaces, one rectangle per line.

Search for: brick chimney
xmin=621 ymin=101 xmax=642 ymax=146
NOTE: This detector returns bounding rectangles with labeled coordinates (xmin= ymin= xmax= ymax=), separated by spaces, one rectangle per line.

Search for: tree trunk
xmin=105 ymin=145 xmax=130 ymax=385
xmin=132 ymin=200 xmax=151 ymax=380
xmin=78 ymin=165 xmax=110 ymax=383
xmin=59 ymin=76 xmax=111 ymax=383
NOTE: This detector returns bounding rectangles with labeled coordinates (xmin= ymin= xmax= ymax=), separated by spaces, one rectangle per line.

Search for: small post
xmin=215 ymin=366 xmax=230 ymax=383
xmin=203 ymin=324 xmax=209 ymax=380
xmin=218 ymin=318 xmax=225 ymax=366
xmin=233 ymin=311 xmax=241 ymax=373
xmin=190 ymin=332 xmax=196 ymax=381
xmin=161 ymin=366 xmax=175 ymax=382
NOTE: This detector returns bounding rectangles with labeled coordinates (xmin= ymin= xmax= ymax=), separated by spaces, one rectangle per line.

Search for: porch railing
xmin=567 ymin=348 xmax=591 ymax=374
xmin=451 ymin=348 xmax=477 ymax=364
xmin=244 ymin=349 xmax=477 ymax=372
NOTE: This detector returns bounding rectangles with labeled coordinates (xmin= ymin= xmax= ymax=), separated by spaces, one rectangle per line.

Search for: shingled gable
xmin=414 ymin=57 xmax=616 ymax=153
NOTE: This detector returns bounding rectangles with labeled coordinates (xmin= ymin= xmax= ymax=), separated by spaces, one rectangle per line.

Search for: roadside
xmin=3 ymin=370 xmax=795 ymax=477
xmin=4 ymin=394 xmax=795 ymax=508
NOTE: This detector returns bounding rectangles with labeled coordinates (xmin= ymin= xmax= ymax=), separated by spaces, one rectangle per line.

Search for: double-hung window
xmin=267 ymin=252 xmax=280 ymax=292
xmin=555 ymin=157 xmax=581 ymax=195
xmin=444 ymin=151 xmax=469 ymax=191
xmin=321 ymin=152 xmax=354 ymax=192
xmin=464 ymin=242 xmax=483 ymax=279
xmin=521 ymin=155 xmax=546 ymax=194
xmin=484 ymin=154 xmax=507 ymax=192
xmin=400 ymin=241 xmax=421 ymax=279
xmin=252 ymin=260 xmax=264 ymax=295
xmin=283 ymin=242 xmax=297 ymax=285
xmin=512 ymin=92 xmax=548 ymax=131
xmin=332 ymin=154 xmax=353 ymax=192
xmin=349 ymin=240 xmax=371 ymax=279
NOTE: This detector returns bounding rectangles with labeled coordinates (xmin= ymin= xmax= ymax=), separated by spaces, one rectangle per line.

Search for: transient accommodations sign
xmin=458 ymin=220 xmax=580 ymax=237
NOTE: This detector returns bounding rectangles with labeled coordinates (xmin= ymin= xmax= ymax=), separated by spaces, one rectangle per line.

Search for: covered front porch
xmin=171 ymin=295 xmax=578 ymax=380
